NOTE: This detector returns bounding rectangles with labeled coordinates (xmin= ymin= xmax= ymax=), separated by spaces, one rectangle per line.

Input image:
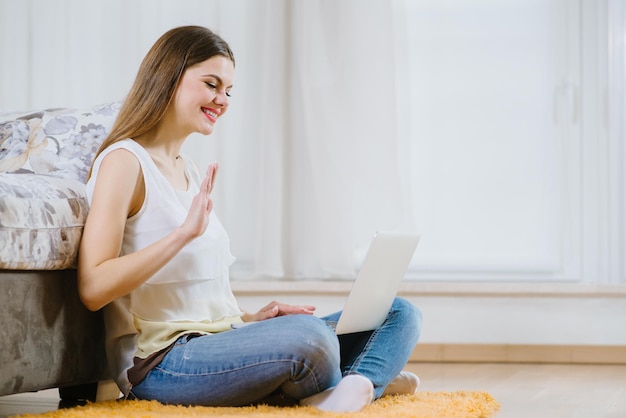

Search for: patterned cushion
xmin=0 ymin=102 xmax=120 ymax=183
xmin=0 ymin=174 xmax=88 ymax=269
xmin=0 ymin=103 xmax=120 ymax=270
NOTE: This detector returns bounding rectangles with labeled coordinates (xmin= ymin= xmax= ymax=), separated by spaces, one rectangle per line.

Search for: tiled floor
xmin=1 ymin=362 xmax=625 ymax=417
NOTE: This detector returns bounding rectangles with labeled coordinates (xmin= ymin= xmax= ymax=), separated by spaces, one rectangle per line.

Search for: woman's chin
xmin=197 ymin=124 xmax=215 ymax=136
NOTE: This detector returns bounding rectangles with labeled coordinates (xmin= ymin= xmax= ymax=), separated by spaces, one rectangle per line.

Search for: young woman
xmin=78 ymin=25 xmax=422 ymax=413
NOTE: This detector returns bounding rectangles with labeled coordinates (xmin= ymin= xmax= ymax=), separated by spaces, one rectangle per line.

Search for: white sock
xmin=382 ymin=371 xmax=420 ymax=397
xmin=300 ymin=374 xmax=374 ymax=413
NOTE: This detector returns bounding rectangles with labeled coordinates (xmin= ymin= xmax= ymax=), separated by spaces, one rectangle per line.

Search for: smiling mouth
xmin=202 ymin=108 xmax=218 ymax=122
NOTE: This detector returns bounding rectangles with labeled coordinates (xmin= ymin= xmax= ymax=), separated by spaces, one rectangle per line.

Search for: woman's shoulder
xmin=96 ymin=139 xmax=153 ymax=169
xmin=90 ymin=139 xmax=143 ymax=182
xmin=95 ymin=148 xmax=142 ymax=187
xmin=86 ymin=141 xmax=144 ymax=204
xmin=99 ymin=138 xmax=144 ymax=158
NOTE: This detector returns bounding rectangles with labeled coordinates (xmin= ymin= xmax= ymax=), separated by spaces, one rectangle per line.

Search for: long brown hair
xmin=88 ymin=25 xmax=234 ymax=179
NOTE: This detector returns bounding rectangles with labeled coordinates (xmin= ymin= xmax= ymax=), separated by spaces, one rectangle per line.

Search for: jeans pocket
xmin=176 ymin=332 xmax=203 ymax=345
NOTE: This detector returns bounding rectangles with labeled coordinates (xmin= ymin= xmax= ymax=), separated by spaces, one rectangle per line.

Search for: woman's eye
xmin=205 ymin=82 xmax=231 ymax=97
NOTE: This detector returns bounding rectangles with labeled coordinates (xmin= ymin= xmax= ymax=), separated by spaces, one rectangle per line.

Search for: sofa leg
xmin=58 ymin=380 xmax=120 ymax=408
xmin=58 ymin=382 xmax=98 ymax=408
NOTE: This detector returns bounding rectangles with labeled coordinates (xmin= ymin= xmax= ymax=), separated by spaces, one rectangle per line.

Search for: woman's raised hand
xmin=180 ymin=162 xmax=219 ymax=240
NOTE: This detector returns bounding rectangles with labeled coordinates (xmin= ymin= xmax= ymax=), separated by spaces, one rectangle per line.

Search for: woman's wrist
xmin=172 ymin=225 xmax=197 ymax=246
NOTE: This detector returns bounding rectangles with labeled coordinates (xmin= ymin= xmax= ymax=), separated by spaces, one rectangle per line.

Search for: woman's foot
xmin=300 ymin=374 xmax=374 ymax=412
xmin=382 ymin=371 xmax=421 ymax=396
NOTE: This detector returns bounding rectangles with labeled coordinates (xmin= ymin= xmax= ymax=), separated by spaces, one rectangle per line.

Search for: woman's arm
xmin=77 ymin=149 xmax=218 ymax=311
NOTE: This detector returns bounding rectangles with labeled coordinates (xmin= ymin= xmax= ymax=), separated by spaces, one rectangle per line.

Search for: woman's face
xmin=170 ymin=55 xmax=234 ymax=137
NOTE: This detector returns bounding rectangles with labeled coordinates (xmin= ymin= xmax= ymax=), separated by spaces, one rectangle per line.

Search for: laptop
xmin=333 ymin=231 xmax=420 ymax=335
xmin=231 ymin=231 xmax=420 ymax=334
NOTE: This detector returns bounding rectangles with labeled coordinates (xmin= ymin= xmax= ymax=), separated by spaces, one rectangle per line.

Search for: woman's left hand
xmin=241 ymin=301 xmax=316 ymax=322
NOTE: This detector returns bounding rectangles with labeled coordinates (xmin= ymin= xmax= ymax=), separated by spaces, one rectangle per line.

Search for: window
xmin=398 ymin=0 xmax=619 ymax=283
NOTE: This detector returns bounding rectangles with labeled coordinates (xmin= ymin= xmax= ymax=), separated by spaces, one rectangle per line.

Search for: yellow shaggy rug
xmin=15 ymin=391 xmax=499 ymax=418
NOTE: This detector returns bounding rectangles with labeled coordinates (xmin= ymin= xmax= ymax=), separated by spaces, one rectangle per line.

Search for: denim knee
xmin=285 ymin=315 xmax=341 ymax=365
xmin=391 ymin=297 xmax=423 ymax=342
xmin=277 ymin=315 xmax=342 ymax=396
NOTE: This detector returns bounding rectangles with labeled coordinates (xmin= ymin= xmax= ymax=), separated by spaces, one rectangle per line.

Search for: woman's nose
xmin=214 ymin=90 xmax=229 ymax=107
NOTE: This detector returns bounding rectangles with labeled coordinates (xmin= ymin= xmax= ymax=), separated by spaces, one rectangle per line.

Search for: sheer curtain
xmin=608 ymin=0 xmax=626 ymax=282
xmin=0 ymin=0 xmax=410 ymax=281
xmin=221 ymin=0 xmax=415 ymax=280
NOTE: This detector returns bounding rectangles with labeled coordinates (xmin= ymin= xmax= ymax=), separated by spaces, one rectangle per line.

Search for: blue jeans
xmin=130 ymin=297 xmax=422 ymax=406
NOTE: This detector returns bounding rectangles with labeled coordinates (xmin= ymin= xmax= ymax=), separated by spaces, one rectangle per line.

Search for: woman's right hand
xmin=179 ymin=162 xmax=219 ymax=240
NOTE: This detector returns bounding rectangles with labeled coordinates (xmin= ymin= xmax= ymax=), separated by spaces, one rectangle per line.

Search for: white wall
xmin=234 ymin=285 xmax=626 ymax=346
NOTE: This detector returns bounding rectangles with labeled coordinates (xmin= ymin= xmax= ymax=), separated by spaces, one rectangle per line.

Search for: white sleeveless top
xmin=86 ymin=139 xmax=242 ymax=395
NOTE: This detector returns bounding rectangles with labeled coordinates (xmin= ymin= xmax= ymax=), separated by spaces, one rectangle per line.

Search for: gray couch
xmin=0 ymin=103 xmax=120 ymax=402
